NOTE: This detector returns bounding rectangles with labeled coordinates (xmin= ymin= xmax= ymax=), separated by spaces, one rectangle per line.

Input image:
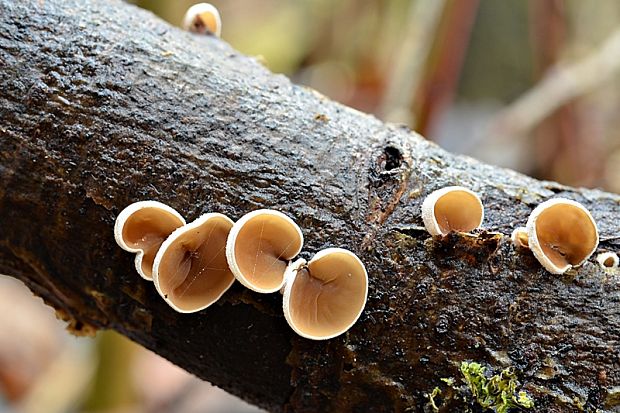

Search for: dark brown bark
xmin=1 ymin=0 xmax=619 ymax=412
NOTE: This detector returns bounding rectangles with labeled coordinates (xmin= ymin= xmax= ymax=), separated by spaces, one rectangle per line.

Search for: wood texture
xmin=0 ymin=0 xmax=619 ymax=411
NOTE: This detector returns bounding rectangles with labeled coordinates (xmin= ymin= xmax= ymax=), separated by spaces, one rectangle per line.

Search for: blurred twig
xmin=490 ymin=27 xmax=620 ymax=138
xmin=526 ymin=0 xmax=586 ymax=185
xmin=380 ymin=0 xmax=447 ymax=126
xmin=413 ymin=0 xmax=479 ymax=136
xmin=80 ymin=333 xmax=137 ymax=412
xmin=17 ymin=343 xmax=94 ymax=413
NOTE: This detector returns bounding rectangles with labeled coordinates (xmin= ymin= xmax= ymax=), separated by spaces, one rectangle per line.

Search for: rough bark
xmin=1 ymin=0 xmax=619 ymax=412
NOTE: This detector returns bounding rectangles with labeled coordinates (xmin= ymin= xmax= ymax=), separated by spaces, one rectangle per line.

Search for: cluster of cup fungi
xmin=422 ymin=186 xmax=618 ymax=274
xmin=114 ymin=188 xmax=615 ymax=341
xmin=114 ymin=5 xmax=618 ymax=341
xmin=114 ymin=202 xmax=368 ymax=340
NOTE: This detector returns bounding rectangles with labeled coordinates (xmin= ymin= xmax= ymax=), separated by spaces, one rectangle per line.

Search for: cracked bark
xmin=1 ymin=0 xmax=619 ymax=412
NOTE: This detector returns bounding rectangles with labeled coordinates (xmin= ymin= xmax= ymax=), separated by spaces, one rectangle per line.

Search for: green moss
xmin=459 ymin=361 xmax=534 ymax=413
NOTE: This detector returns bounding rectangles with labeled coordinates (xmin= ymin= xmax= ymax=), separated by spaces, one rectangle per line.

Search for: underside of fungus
xmin=421 ymin=186 xmax=484 ymax=236
xmin=153 ymin=213 xmax=235 ymax=313
xmin=282 ymin=248 xmax=368 ymax=340
xmin=113 ymin=201 xmax=186 ymax=280
xmin=226 ymin=209 xmax=303 ymax=293
xmin=182 ymin=3 xmax=222 ymax=37
xmin=526 ymin=198 xmax=599 ymax=274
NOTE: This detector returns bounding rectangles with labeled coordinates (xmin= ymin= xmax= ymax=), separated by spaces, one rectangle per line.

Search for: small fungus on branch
xmin=421 ymin=186 xmax=484 ymax=236
xmin=226 ymin=209 xmax=303 ymax=294
xmin=113 ymin=201 xmax=186 ymax=281
xmin=153 ymin=213 xmax=235 ymax=313
xmin=596 ymin=251 xmax=619 ymax=269
xmin=525 ymin=198 xmax=598 ymax=274
xmin=182 ymin=3 xmax=222 ymax=37
xmin=282 ymin=248 xmax=368 ymax=340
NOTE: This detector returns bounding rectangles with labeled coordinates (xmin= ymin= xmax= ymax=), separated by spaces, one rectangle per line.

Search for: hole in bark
xmin=383 ymin=146 xmax=403 ymax=170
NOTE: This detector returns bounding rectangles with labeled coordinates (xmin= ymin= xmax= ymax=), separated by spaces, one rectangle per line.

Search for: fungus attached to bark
xmin=282 ymin=248 xmax=368 ymax=340
xmin=182 ymin=3 xmax=222 ymax=37
xmin=152 ymin=213 xmax=235 ymax=313
xmin=226 ymin=209 xmax=303 ymax=293
xmin=596 ymin=252 xmax=619 ymax=269
xmin=525 ymin=198 xmax=599 ymax=275
xmin=511 ymin=227 xmax=529 ymax=248
xmin=114 ymin=201 xmax=186 ymax=281
xmin=421 ymin=186 xmax=484 ymax=236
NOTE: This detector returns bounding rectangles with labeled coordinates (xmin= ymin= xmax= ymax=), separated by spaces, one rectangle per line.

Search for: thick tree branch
xmin=1 ymin=0 xmax=619 ymax=412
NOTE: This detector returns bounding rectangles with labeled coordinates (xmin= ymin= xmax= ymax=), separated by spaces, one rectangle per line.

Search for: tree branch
xmin=491 ymin=27 xmax=620 ymax=138
xmin=1 ymin=0 xmax=619 ymax=411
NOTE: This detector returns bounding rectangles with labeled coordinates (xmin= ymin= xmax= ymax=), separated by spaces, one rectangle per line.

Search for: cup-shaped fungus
xmin=182 ymin=3 xmax=222 ymax=37
xmin=421 ymin=186 xmax=484 ymax=236
xmin=511 ymin=227 xmax=529 ymax=248
xmin=226 ymin=209 xmax=303 ymax=293
xmin=282 ymin=248 xmax=368 ymax=340
xmin=152 ymin=213 xmax=235 ymax=313
xmin=596 ymin=252 xmax=619 ymax=269
xmin=114 ymin=201 xmax=186 ymax=280
xmin=525 ymin=198 xmax=599 ymax=274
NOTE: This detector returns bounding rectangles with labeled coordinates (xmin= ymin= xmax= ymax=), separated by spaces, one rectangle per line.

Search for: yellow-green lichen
xmin=459 ymin=361 xmax=534 ymax=413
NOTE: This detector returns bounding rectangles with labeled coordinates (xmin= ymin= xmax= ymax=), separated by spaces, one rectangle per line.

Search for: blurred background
xmin=2 ymin=0 xmax=620 ymax=412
